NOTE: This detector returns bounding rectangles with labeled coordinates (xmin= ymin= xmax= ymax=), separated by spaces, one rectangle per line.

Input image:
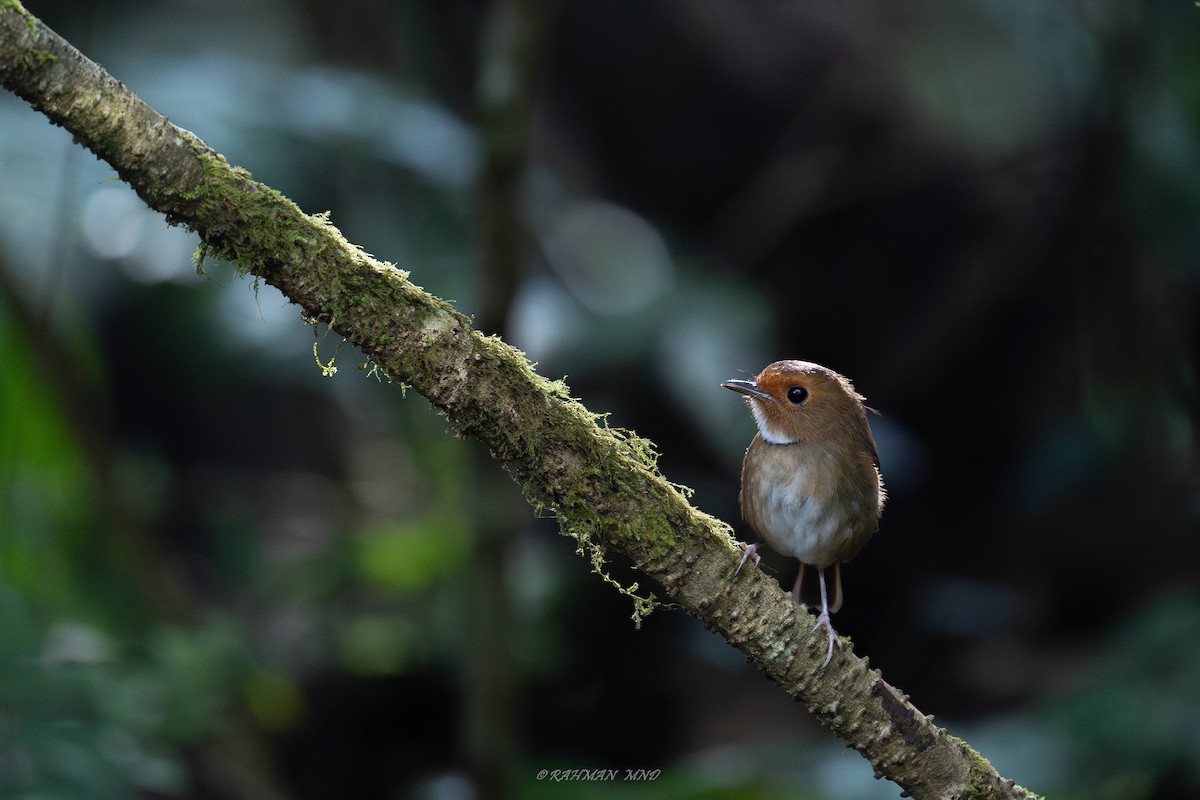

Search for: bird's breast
xmin=739 ymin=436 xmax=880 ymax=568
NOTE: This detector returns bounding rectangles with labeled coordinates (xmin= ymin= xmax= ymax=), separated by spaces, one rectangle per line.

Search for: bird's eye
xmin=787 ymin=386 xmax=809 ymax=404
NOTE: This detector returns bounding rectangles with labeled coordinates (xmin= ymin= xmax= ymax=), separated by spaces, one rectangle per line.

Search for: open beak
xmin=722 ymin=378 xmax=773 ymax=402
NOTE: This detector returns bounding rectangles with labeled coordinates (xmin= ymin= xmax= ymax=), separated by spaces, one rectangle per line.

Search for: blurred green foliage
xmin=1053 ymin=593 xmax=1200 ymax=800
xmin=0 ymin=588 xmax=238 ymax=797
xmin=0 ymin=313 xmax=93 ymax=615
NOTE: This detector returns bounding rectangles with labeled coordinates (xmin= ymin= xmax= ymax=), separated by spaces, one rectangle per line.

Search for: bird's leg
xmin=791 ymin=564 xmax=807 ymax=606
xmin=731 ymin=542 xmax=762 ymax=577
xmin=812 ymin=567 xmax=842 ymax=668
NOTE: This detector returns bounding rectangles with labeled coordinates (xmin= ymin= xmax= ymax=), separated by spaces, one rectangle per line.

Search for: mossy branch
xmin=0 ymin=4 xmax=1040 ymax=799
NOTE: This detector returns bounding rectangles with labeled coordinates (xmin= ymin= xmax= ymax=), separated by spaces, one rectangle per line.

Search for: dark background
xmin=1 ymin=1 xmax=1197 ymax=798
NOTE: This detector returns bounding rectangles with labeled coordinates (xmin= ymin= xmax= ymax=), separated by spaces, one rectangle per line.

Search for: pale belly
xmin=740 ymin=439 xmax=879 ymax=568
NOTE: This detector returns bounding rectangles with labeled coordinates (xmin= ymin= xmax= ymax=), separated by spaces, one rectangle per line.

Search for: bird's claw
xmin=731 ymin=542 xmax=761 ymax=578
xmin=811 ymin=611 xmax=842 ymax=668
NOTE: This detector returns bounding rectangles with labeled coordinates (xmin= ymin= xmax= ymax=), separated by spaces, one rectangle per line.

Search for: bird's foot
xmin=811 ymin=610 xmax=842 ymax=669
xmin=731 ymin=542 xmax=761 ymax=578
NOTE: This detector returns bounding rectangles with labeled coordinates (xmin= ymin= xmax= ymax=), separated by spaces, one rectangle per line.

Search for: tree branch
xmin=0 ymin=4 xmax=1039 ymax=798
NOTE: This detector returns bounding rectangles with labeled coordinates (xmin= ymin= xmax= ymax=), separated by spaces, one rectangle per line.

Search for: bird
xmin=723 ymin=360 xmax=885 ymax=667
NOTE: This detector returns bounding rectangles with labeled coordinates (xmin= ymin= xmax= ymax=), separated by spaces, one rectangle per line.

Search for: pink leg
xmin=731 ymin=542 xmax=761 ymax=577
xmin=811 ymin=568 xmax=842 ymax=668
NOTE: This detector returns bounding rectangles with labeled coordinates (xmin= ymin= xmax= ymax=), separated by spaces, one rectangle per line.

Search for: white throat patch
xmin=749 ymin=401 xmax=792 ymax=445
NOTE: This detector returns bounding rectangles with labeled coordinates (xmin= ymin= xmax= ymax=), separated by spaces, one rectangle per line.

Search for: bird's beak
xmin=722 ymin=379 xmax=772 ymax=402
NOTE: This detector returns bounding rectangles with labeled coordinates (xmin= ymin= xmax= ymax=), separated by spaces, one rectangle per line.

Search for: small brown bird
xmin=724 ymin=360 xmax=885 ymax=667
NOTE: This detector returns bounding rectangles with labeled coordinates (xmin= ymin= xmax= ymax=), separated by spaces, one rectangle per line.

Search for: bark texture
xmin=0 ymin=4 xmax=1040 ymax=798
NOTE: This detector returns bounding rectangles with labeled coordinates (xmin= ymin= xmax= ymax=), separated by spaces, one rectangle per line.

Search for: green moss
xmin=573 ymin=525 xmax=658 ymax=627
xmin=358 ymin=361 xmax=391 ymax=384
xmin=1 ymin=1 xmax=32 ymax=20
xmin=149 ymin=123 xmax=696 ymax=628
xmin=955 ymin=735 xmax=1045 ymax=800
xmin=312 ymin=340 xmax=340 ymax=377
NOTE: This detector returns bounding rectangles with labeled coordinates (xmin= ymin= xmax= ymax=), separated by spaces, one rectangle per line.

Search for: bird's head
xmin=722 ymin=360 xmax=872 ymax=447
